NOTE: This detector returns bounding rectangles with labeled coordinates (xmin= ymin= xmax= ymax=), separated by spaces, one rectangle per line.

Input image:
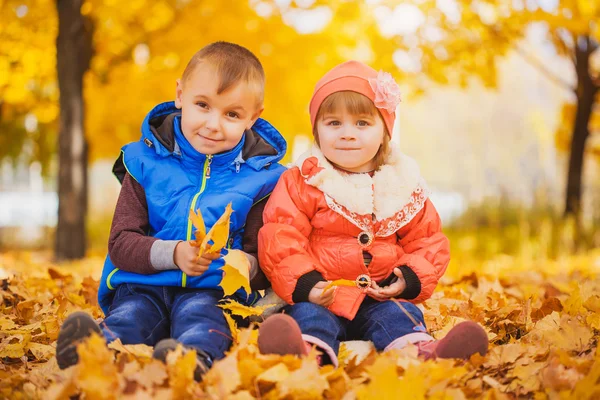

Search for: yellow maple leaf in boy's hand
xmin=190 ymin=203 xmax=233 ymax=259
xmin=189 ymin=208 xmax=207 ymax=246
xmin=201 ymin=203 xmax=233 ymax=256
xmin=219 ymin=250 xmax=251 ymax=296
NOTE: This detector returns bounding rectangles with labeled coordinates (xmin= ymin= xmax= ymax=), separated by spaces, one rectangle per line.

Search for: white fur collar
xmin=294 ymin=145 xmax=428 ymax=221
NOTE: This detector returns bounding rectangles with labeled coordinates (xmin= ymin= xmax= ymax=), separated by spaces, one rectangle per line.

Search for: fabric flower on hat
xmin=368 ymin=71 xmax=401 ymax=114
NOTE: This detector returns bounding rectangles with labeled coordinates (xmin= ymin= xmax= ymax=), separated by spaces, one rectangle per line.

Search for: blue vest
xmin=98 ymin=102 xmax=286 ymax=313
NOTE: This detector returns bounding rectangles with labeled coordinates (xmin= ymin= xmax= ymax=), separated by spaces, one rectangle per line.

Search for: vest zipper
xmin=183 ymin=154 xmax=214 ymax=287
xmin=205 ymin=155 xmax=213 ymax=179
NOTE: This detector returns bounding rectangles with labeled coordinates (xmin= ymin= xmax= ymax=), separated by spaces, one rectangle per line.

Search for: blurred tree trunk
xmin=565 ymin=36 xmax=598 ymax=230
xmin=55 ymin=0 xmax=93 ymax=260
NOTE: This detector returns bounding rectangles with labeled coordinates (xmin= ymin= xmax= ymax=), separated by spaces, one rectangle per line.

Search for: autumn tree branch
xmin=513 ymin=42 xmax=575 ymax=93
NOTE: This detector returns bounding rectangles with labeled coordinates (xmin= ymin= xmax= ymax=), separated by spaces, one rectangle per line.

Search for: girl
xmin=256 ymin=61 xmax=488 ymax=366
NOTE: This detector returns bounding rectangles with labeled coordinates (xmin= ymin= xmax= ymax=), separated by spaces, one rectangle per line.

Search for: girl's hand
xmin=367 ymin=268 xmax=407 ymax=300
xmin=308 ymin=281 xmax=336 ymax=307
xmin=174 ymin=241 xmax=220 ymax=276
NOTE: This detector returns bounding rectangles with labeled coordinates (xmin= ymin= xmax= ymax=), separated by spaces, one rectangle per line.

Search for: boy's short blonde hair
xmin=313 ymin=91 xmax=390 ymax=171
xmin=181 ymin=42 xmax=265 ymax=107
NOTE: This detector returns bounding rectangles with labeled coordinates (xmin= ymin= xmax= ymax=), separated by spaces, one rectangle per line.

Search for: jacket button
xmin=358 ymin=231 xmax=373 ymax=247
xmin=355 ymin=274 xmax=372 ymax=289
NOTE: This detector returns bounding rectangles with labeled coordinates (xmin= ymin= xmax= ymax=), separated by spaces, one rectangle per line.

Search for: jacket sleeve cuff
xmin=292 ymin=270 xmax=326 ymax=303
xmin=396 ymin=266 xmax=421 ymax=300
xmin=150 ymin=240 xmax=181 ymax=271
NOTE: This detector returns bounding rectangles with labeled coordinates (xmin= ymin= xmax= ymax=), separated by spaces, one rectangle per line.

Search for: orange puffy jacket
xmin=258 ymin=146 xmax=450 ymax=320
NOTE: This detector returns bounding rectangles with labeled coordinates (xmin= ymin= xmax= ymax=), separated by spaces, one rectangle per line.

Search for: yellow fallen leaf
xmin=134 ymin=361 xmax=168 ymax=390
xmin=224 ymin=312 xmax=239 ymax=344
xmin=44 ymin=380 xmax=78 ymax=400
xmin=75 ymin=333 xmax=119 ymax=399
xmin=277 ymin=357 xmax=329 ymax=399
xmin=586 ymin=313 xmax=600 ymax=330
xmin=321 ymin=279 xmax=355 ymax=296
xmin=204 ymin=349 xmax=242 ymax=397
xmin=167 ymin=346 xmax=198 ymax=398
xmin=584 ymin=295 xmax=600 ymax=313
xmin=0 ymin=317 xmax=16 ymax=330
xmin=257 ymin=363 xmax=290 ymax=384
xmin=218 ymin=300 xmax=277 ymax=318
xmin=564 ymin=284 xmax=583 ymax=315
xmin=226 ymin=391 xmax=256 ymax=400
xmin=43 ymin=319 xmax=60 ymax=342
xmin=108 ymin=338 xmax=154 ymax=358
xmin=0 ymin=341 xmax=26 ymax=358
xmin=26 ymin=342 xmax=54 ymax=361
xmin=526 ymin=313 xmax=593 ymax=352
xmin=220 ymin=250 xmax=251 ymax=296
xmin=498 ymin=343 xmax=526 ymax=364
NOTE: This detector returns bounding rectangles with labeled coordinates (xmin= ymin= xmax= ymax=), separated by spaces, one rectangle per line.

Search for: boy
xmin=55 ymin=42 xmax=286 ymax=381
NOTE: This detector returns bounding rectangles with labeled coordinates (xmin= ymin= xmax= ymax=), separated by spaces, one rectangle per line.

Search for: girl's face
xmin=316 ymin=107 xmax=385 ymax=173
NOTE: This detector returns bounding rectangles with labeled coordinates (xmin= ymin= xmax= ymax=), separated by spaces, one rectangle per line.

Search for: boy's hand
xmin=308 ymin=281 xmax=336 ymax=307
xmin=367 ymin=268 xmax=407 ymax=301
xmin=174 ymin=241 xmax=220 ymax=276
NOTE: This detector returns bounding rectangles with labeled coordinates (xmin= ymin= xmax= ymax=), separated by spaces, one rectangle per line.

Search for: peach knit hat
xmin=309 ymin=60 xmax=401 ymax=136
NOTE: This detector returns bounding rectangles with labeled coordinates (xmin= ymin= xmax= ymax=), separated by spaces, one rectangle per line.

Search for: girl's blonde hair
xmin=313 ymin=91 xmax=390 ymax=171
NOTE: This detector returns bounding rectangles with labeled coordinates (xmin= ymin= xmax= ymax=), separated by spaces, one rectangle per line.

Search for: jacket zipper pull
xmin=235 ymin=161 xmax=241 ymax=173
xmin=205 ymin=155 xmax=213 ymax=179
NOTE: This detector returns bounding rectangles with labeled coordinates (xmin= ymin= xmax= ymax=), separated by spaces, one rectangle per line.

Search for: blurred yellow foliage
xmin=2 ymin=0 xmax=599 ymax=170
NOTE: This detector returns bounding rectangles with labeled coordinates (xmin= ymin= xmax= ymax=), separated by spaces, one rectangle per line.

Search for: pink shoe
xmin=418 ymin=321 xmax=488 ymax=360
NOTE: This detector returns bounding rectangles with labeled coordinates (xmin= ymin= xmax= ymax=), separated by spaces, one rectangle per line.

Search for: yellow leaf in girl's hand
xmin=189 ymin=208 xmax=206 ymax=245
xmin=220 ymin=249 xmax=251 ymax=296
xmin=201 ymin=203 xmax=233 ymax=255
xmin=321 ymin=279 xmax=355 ymax=297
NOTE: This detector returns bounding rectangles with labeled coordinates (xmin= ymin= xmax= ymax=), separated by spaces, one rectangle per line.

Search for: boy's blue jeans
xmin=283 ymin=297 xmax=429 ymax=364
xmin=101 ymin=284 xmax=230 ymax=363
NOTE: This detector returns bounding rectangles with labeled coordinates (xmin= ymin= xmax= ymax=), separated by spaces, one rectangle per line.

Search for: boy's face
xmin=175 ymin=62 xmax=263 ymax=155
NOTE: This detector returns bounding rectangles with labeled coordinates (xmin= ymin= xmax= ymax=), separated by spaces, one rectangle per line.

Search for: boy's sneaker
xmin=257 ymin=314 xmax=309 ymax=357
xmin=56 ymin=311 xmax=103 ymax=369
xmin=417 ymin=321 xmax=489 ymax=360
xmin=152 ymin=338 xmax=211 ymax=382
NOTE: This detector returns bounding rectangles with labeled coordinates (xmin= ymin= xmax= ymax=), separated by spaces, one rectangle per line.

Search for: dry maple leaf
xmin=218 ymin=300 xmax=277 ymax=319
xmin=277 ymin=356 xmax=329 ymax=399
xmin=166 ymin=345 xmax=198 ymax=398
xmin=75 ymin=333 xmax=120 ymax=399
xmin=190 ymin=203 xmax=233 ymax=259
xmin=26 ymin=342 xmax=54 ymax=361
xmin=108 ymin=338 xmax=154 ymax=359
xmin=223 ymin=312 xmax=239 ymax=344
xmin=257 ymin=362 xmax=290 ymax=389
xmin=134 ymin=360 xmax=169 ymax=390
xmin=203 ymin=203 xmax=233 ymax=255
xmin=220 ymin=250 xmax=251 ymax=297
xmin=189 ymin=208 xmax=207 ymax=244
xmin=204 ymin=348 xmax=242 ymax=397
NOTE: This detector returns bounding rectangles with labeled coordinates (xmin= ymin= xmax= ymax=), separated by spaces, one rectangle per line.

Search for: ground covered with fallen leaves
xmin=1 ymin=250 xmax=599 ymax=400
